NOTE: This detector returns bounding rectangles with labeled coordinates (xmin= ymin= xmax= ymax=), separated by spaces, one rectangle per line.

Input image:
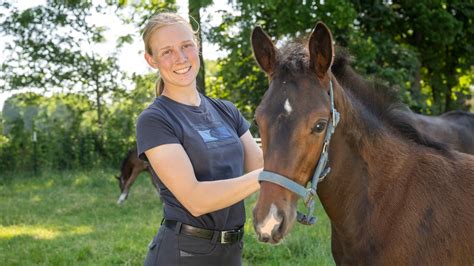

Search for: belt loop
xmin=160 ymin=217 xmax=165 ymax=225
xmin=174 ymin=221 xmax=183 ymax=235
xmin=210 ymin=230 xmax=219 ymax=244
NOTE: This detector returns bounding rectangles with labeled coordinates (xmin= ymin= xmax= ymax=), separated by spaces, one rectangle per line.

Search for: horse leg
xmin=117 ymin=168 xmax=141 ymax=204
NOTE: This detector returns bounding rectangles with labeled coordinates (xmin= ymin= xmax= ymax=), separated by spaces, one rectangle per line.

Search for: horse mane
xmin=331 ymin=49 xmax=448 ymax=152
xmin=276 ymin=42 xmax=447 ymax=152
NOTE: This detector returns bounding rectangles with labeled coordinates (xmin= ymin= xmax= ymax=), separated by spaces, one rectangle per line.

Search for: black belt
xmin=163 ymin=220 xmax=243 ymax=244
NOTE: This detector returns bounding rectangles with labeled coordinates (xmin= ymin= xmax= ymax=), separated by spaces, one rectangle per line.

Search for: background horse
xmin=116 ymin=148 xmax=159 ymax=204
xmin=330 ymin=53 xmax=474 ymax=155
xmin=251 ymin=22 xmax=474 ymax=264
xmin=410 ymin=111 xmax=474 ymax=154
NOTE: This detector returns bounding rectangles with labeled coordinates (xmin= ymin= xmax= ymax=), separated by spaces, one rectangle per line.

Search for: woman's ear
xmin=144 ymin=53 xmax=159 ymax=69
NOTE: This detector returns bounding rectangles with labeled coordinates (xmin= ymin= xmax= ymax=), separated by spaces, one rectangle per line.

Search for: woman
xmin=136 ymin=12 xmax=263 ymax=265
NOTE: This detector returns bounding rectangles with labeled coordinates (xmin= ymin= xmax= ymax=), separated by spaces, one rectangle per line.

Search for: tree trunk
xmin=444 ymin=49 xmax=456 ymax=112
xmin=189 ymin=1 xmax=206 ymax=95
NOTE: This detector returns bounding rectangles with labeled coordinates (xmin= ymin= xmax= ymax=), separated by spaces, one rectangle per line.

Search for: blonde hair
xmin=142 ymin=12 xmax=199 ymax=96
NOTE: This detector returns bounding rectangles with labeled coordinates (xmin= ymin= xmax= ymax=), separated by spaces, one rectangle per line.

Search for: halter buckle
xmin=318 ymin=167 xmax=331 ymax=183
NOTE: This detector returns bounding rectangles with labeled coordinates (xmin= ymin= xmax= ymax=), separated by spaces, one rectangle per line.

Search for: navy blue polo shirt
xmin=136 ymin=94 xmax=250 ymax=231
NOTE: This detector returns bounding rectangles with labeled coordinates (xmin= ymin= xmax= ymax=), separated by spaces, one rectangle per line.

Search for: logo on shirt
xmin=197 ymin=126 xmax=233 ymax=143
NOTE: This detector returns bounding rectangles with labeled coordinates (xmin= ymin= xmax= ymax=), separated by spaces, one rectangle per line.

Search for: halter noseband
xmin=258 ymin=80 xmax=340 ymax=225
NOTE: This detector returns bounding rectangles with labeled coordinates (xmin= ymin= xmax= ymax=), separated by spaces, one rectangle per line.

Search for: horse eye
xmin=253 ymin=117 xmax=259 ymax=128
xmin=311 ymin=120 xmax=327 ymax=134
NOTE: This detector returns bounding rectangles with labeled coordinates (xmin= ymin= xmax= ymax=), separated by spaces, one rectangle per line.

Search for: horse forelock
xmin=275 ymin=43 xmax=310 ymax=75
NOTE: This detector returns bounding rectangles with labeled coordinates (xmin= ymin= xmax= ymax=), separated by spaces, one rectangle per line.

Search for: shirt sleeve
xmin=223 ymin=101 xmax=250 ymax=137
xmin=136 ymin=109 xmax=181 ymax=161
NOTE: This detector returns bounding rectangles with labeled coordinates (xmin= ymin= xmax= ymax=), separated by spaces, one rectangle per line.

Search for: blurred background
xmin=0 ymin=0 xmax=473 ymax=174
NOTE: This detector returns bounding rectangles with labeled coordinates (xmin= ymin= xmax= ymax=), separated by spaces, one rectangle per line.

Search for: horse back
xmin=411 ymin=111 xmax=474 ymax=154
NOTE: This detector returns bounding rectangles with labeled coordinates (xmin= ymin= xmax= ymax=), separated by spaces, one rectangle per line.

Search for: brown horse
xmin=251 ymin=22 xmax=474 ymax=265
xmin=330 ymin=53 xmax=474 ymax=155
xmin=115 ymin=148 xmax=159 ymax=204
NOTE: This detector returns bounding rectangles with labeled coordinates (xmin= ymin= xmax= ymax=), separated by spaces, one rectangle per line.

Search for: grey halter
xmin=258 ymin=80 xmax=340 ymax=225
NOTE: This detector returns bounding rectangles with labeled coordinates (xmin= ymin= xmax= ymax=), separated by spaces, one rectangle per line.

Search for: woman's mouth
xmin=174 ymin=66 xmax=192 ymax=74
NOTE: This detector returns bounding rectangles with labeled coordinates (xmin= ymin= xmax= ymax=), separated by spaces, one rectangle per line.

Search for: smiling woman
xmin=136 ymin=12 xmax=263 ymax=266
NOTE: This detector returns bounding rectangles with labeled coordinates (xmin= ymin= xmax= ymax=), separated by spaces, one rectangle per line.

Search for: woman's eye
xmin=311 ymin=120 xmax=327 ymax=134
xmin=183 ymin=43 xmax=196 ymax=50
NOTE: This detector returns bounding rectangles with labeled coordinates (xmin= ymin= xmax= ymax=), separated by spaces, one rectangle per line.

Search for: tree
xmin=0 ymin=92 xmax=103 ymax=172
xmin=0 ymin=1 xmax=125 ymax=153
xmin=207 ymin=0 xmax=361 ymax=122
xmin=352 ymin=0 xmax=474 ymax=114
xmin=207 ymin=0 xmax=473 ymax=117
xmin=189 ymin=0 xmax=214 ymax=94
xmin=103 ymin=72 xmax=157 ymax=165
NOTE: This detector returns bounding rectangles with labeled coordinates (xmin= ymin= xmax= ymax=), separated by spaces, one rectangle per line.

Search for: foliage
xmin=0 ymin=0 xmax=125 ymax=131
xmin=207 ymin=0 xmax=473 ymax=117
xmin=0 ymin=72 xmax=157 ymax=172
xmin=0 ymin=92 xmax=101 ymax=172
xmin=103 ymin=73 xmax=157 ymax=166
xmin=207 ymin=0 xmax=361 ymax=121
xmin=352 ymin=0 xmax=474 ymax=113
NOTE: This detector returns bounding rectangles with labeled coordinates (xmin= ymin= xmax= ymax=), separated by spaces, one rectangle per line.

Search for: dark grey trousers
xmin=144 ymin=225 xmax=243 ymax=266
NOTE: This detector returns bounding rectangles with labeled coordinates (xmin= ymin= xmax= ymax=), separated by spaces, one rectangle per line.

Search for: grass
xmin=0 ymin=168 xmax=334 ymax=265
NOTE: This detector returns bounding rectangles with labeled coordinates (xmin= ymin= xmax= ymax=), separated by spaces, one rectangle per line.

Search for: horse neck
xmin=317 ymin=80 xmax=414 ymax=246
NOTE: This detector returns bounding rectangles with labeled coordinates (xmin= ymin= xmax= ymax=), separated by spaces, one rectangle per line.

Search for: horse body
xmin=321 ymin=106 xmax=474 ymax=264
xmin=116 ymin=148 xmax=158 ymax=204
xmin=251 ymin=22 xmax=474 ymax=264
xmin=410 ymin=111 xmax=474 ymax=154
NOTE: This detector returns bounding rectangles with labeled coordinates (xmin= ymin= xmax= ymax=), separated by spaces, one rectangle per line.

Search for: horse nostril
xmin=277 ymin=211 xmax=285 ymax=233
xmin=260 ymin=234 xmax=270 ymax=243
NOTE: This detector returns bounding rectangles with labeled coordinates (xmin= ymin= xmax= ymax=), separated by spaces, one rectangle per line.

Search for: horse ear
xmin=308 ymin=22 xmax=334 ymax=78
xmin=251 ymin=26 xmax=276 ymax=75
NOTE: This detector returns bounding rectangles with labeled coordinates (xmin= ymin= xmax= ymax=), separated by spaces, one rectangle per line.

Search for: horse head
xmin=251 ymin=22 xmax=337 ymax=244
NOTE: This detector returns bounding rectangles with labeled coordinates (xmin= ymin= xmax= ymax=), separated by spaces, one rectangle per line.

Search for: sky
xmin=0 ymin=0 xmax=231 ymax=110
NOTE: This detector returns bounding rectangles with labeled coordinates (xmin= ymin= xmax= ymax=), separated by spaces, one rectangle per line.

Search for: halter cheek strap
xmin=258 ymin=80 xmax=340 ymax=225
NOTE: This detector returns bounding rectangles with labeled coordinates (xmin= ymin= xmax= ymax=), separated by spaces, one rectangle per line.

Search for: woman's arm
xmin=145 ymin=144 xmax=261 ymax=217
xmin=240 ymin=130 xmax=263 ymax=172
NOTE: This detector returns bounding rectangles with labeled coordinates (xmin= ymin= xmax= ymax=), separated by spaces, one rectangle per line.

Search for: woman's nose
xmin=175 ymin=49 xmax=188 ymax=63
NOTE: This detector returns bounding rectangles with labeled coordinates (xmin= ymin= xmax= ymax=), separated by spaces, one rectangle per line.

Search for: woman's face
xmin=145 ymin=23 xmax=200 ymax=91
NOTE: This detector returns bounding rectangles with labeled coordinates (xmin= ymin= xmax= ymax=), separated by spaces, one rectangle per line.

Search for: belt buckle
xmin=220 ymin=230 xmax=231 ymax=244
xmin=220 ymin=230 xmax=241 ymax=244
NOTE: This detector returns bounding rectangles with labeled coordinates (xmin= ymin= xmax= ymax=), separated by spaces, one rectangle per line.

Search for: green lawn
xmin=0 ymin=168 xmax=333 ymax=265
